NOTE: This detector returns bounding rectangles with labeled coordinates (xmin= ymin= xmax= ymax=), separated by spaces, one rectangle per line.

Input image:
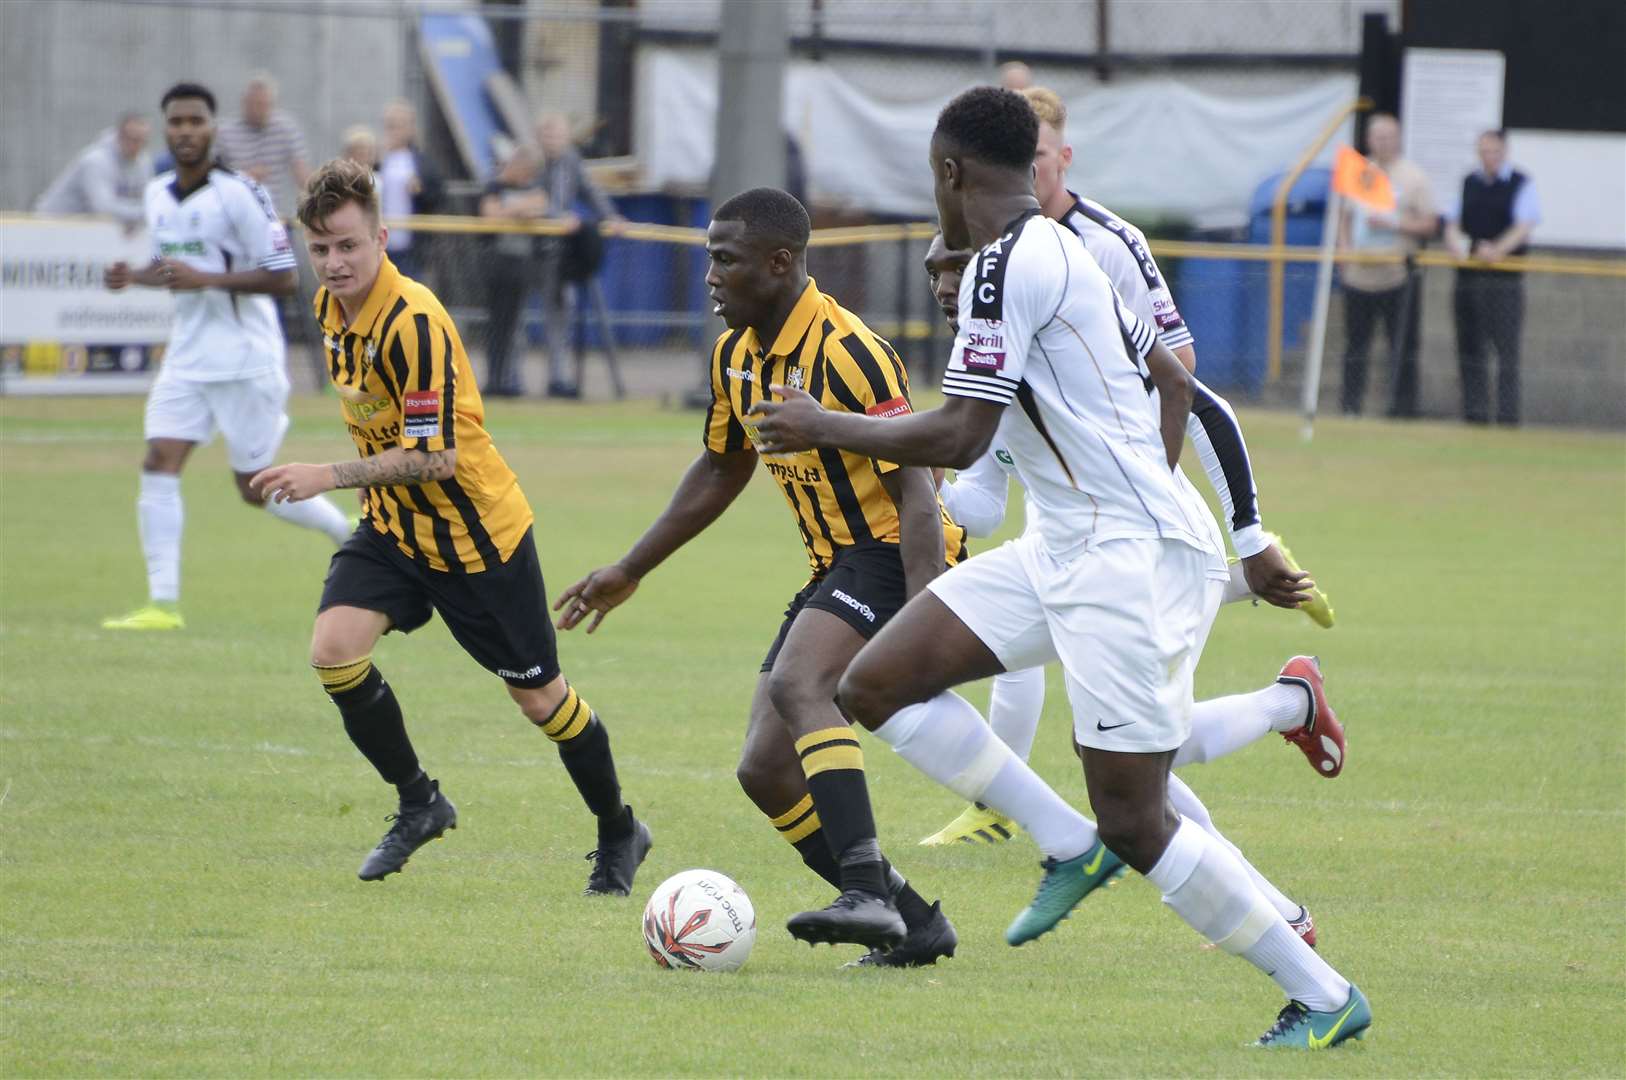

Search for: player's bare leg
xmin=509 ymin=674 xmax=649 ymax=896
xmin=103 ymin=438 xmax=194 ymax=630
xmin=759 ymin=611 xmax=930 ymax=949
xmin=310 ymin=604 xmax=454 ymax=880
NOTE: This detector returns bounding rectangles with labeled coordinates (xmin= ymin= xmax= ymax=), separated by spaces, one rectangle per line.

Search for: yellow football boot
xmin=101 ymin=604 xmax=185 ymax=631
xmin=919 ymin=804 xmax=1020 ymax=846
xmin=1265 ymin=532 xmax=1335 ymax=629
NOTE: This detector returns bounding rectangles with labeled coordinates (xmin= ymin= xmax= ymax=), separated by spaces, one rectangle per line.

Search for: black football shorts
xmin=319 ymin=525 xmax=561 ymax=688
xmin=760 ymin=542 xmax=911 ymax=673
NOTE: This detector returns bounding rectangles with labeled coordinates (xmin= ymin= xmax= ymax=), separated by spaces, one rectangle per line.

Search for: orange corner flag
xmin=1331 ymin=144 xmax=1396 ymax=213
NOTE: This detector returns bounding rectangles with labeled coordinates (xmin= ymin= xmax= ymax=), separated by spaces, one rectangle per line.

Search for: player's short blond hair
xmin=297 ymin=157 xmax=379 ymax=232
xmin=1020 ymin=86 xmax=1067 ymax=132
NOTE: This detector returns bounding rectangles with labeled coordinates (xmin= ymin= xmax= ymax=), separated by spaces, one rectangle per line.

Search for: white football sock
xmin=1145 ymin=818 xmax=1350 ymax=1011
xmin=137 ymin=472 xmax=183 ymax=604
xmin=873 ymin=691 xmax=1095 ymax=862
xmin=988 ymin=667 xmax=1046 ymax=762
xmin=1222 ymin=560 xmax=1253 ymax=604
xmin=1167 ymin=773 xmax=1301 ymax=921
xmin=1173 ymin=682 xmax=1310 ymax=768
xmin=264 ymin=492 xmax=353 ymax=545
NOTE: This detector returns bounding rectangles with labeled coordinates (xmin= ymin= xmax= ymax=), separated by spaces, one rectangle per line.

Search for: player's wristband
xmin=1231 ymin=524 xmax=1269 ymax=560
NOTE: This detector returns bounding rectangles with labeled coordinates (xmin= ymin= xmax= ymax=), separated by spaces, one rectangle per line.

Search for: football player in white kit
xmin=103 ymin=83 xmax=351 ymax=631
xmin=750 ymin=88 xmax=1369 ymax=1049
xmin=923 ymin=86 xmax=1345 ymax=849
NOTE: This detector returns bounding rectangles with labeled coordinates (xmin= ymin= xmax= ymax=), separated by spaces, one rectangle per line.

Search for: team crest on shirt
xmin=785 ymin=365 xmax=806 ymax=391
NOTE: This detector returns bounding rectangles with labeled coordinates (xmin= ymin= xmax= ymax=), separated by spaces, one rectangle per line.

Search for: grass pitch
xmin=2 ymin=394 xmax=1622 ymax=1077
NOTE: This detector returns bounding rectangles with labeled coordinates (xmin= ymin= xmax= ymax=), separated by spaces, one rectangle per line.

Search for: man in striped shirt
xmin=557 ymin=188 xmax=962 ymax=964
xmin=251 ymin=159 xmax=652 ymax=894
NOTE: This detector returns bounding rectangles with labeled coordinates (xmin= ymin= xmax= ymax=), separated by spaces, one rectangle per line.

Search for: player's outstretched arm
xmin=554 ymin=448 xmax=755 ymax=633
xmin=155 ymin=264 xmax=296 ymax=295
xmin=750 ymin=388 xmax=1000 ymax=470
xmin=880 ymin=467 xmax=946 ymax=600
xmin=250 ymin=447 xmax=457 ymax=503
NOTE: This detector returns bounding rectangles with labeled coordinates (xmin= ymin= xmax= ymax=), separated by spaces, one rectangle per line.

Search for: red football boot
xmin=1276 ymin=655 xmax=1346 ymax=778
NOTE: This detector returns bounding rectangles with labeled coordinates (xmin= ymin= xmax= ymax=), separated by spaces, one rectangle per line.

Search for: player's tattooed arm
xmin=251 ymin=448 xmax=456 ymax=504
xmin=330 ymin=448 xmax=458 ymax=489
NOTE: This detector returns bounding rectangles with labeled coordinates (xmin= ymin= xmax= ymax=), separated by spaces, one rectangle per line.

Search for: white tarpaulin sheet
xmin=637 ymin=47 xmax=1357 ymax=224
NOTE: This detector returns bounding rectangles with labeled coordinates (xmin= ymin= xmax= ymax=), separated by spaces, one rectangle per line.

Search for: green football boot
xmin=1005 ymin=838 xmax=1125 ymax=946
xmin=1256 ymin=985 xmax=1371 ymax=1049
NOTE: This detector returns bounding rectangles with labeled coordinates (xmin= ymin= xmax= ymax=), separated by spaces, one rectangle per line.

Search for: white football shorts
xmin=144 ymin=367 xmax=292 ymax=473
xmin=928 ymin=531 xmax=1225 ymax=753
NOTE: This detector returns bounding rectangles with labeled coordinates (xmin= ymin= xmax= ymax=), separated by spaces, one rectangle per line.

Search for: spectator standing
xmin=215 ymin=75 xmax=310 ymax=218
xmin=35 ymin=114 xmax=153 ymax=229
xmin=340 ymin=126 xmax=378 ymax=171
xmin=1336 ymin=113 xmax=1437 ymax=417
xmin=1444 ymin=130 xmax=1541 ymax=425
xmin=378 ymin=101 xmax=444 ymax=280
xmin=532 ymin=114 xmax=626 ymax=398
xmin=479 ymin=146 xmax=548 ymax=397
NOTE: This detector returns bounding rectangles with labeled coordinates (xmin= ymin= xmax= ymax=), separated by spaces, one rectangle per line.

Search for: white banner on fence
xmin=637 ymin=46 xmax=1358 ymax=224
xmin=0 ymin=216 xmax=172 ymax=345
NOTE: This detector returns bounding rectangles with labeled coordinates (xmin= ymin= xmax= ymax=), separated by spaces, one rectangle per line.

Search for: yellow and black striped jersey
xmin=704 ymin=278 xmax=967 ymax=575
xmin=315 ymin=256 xmax=532 ymax=573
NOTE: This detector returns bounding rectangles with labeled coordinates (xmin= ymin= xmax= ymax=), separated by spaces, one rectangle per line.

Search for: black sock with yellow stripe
xmin=772 ymin=795 xmax=842 ymax=889
xmin=794 ymin=726 xmax=887 ymax=897
xmin=316 ymin=657 xmax=429 ymax=801
xmin=773 ymin=797 xmax=933 ymax=930
xmin=537 ymin=684 xmax=629 ymax=838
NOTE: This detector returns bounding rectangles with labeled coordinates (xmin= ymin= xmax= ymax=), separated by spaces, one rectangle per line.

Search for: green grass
xmin=2 ymin=394 xmax=1623 ymax=1077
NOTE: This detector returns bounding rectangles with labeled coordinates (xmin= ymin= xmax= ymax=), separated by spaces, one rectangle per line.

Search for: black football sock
xmin=773 ymin=796 xmax=841 ymax=890
xmin=540 ymin=685 xmax=629 ymax=832
xmin=316 ymin=657 xmax=423 ymax=793
xmin=886 ymin=863 xmax=935 ymax=931
xmin=794 ymin=726 xmax=887 ymax=898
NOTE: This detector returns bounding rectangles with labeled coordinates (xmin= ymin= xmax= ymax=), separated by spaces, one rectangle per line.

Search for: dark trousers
xmin=1341 ymin=276 xmax=1422 ymax=417
xmin=1453 ymin=269 xmax=1524 ymax=425
xmin=484 ymin=253 xmax=534 ymax=395
xmin=482 ymin=247 xmax=572 ymax=396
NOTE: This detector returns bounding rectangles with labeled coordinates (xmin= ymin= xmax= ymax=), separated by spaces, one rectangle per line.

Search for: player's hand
xmin=1241 ymin=544 xmax=1314 ymax=610
xmin=157 ymin=259 xmax=209 ymax=291
xmin=748 ymin=386 xmax=825 ymax=455
xmin=554 ymin=564 xmax=640 ymax=634
xmin=250 ymin=463 xmax=335 ymax=504
xmin=105 ymin=261 xmax=131 ymax=291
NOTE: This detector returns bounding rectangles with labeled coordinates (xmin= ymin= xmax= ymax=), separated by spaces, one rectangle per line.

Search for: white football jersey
xmin=144 ymin=167 xmax=295 ymax=381
xmin=943 ymin=210 xmax=1222 ymax=564
xmin=1062 ymin=194 xmax=1194 ymax=354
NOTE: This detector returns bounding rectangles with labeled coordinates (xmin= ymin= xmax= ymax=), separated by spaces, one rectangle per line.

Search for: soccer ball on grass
xmin=642 ymin=869 xmax=756 ymax=972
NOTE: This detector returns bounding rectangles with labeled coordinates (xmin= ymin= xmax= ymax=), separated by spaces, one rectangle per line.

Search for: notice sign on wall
xmin=0 ymin=216 xmax=172 ymax=346
xmin=1401 ymin=48 xmax=1506 ymax=217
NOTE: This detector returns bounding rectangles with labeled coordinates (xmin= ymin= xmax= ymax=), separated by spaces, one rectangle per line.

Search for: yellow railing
xmin=1266 ymin=96 xmax=1373 ymax=382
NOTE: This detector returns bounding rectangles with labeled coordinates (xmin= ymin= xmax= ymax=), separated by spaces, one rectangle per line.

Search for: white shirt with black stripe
xmin=143 ymin=167 xmax=295 ymax=381
xmin=944 ymin=210 xmax=1224 ymax=565
xmin=1062 ymin=193 xmax=1265 ymax=557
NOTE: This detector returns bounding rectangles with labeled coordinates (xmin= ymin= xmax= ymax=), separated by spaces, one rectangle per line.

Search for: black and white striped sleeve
xmin=941 ymin=234 xmax=1045 ymax=406
xmin=1115 ymin=293 xmax=1157 ymax=359
xmin=1186 ymin=377 xmax=1265 ymax=557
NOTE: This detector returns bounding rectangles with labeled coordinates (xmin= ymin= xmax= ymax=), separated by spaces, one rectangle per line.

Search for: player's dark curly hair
xmin=160 ymin=82 xmax=216 ymax=115
xmin=714 ymin=187 xmax=810 ymax=255
xmin=934 ymin=86 xmax=1038 ymax=170
xmin=297 ymin=157 xmax=379 ymax=231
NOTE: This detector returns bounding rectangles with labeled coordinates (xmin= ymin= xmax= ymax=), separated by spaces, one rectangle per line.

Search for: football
xmin=642 ymin=869 xmax=757 ymax=972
